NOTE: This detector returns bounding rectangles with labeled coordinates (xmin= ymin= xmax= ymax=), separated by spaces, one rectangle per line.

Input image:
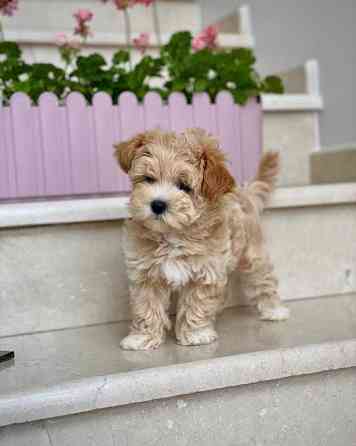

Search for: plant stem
xmin=0 ymin=20 xmax=4 ymax=41
xmin=152 ymin=1 xmax=161 ymax=47
xmin=123 ymin=8 xmax=133 ymax=69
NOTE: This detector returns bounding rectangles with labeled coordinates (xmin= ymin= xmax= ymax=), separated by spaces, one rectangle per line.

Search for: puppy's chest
xmin=126 ymin=233 xmax=231 ymax=287
xmin=155 ymin=240 xmax=192 ymax=288
xmin=160 ymin=258 xmax=192 ymax=288
xmin=156 ymin=239 xmax=226 ymax=288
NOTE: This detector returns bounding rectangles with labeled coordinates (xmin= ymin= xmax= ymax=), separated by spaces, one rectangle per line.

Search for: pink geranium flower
xmin=192 ymin=25 xmax=218 ymax=51
xmin=74 ymin=9 xmax=93 ymax=23
xmin=133 ymin=32 xmax=150 ymax=54
xmin=192 ymin=36 xmax=206 ymax=51
xmin=0 ymin=0 xmax=18 ymax=16
xmin=73 ymin=8 xmax=94 ymax=38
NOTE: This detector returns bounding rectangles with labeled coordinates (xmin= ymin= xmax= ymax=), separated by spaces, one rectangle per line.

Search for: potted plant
xmin=0 ymin=2 xmax=283 ymax=201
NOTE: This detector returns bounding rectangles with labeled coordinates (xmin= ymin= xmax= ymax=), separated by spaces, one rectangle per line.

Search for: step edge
xmin=5 ymin=30 xmax=254 ymax=49
xmin=1 ymin=183 xmax=356 ymax=229
xmin=311 ymin=145 xmax=356 ymax=157
xmin=262 ymin=94 xmax=324 ymax=111
xmin=0 ymin=337 xmax=355 ymax=427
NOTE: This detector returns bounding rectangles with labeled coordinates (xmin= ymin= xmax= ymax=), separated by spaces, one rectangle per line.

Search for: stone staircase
xmin=0 ymin=182 xmax=355 ymax=444
xmin=1 ymin=184 xmax=356 ymax=337
xmin=0 ymin=2 xmax=355 ymax=445
xmin=2 ymin=0 xmax=252 ymax=63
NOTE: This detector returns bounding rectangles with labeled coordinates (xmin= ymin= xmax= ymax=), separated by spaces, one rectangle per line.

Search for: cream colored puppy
xmin=115 ymin=128 xmax=289 ymax=350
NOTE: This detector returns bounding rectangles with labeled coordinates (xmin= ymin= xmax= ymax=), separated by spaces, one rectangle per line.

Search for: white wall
xmin=201 ymin=0 xmax=356 ymax=147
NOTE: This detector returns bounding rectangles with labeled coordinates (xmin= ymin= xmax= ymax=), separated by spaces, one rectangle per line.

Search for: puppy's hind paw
xmin=259 ymin=305 xmax=290 ymax=321
xmin=120 ymin=333 xmax=163 ymax=351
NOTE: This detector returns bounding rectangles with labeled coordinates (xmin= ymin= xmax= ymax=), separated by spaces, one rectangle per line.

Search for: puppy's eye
xmin=143 ymin=176 xmax=156 ymax=184
xmin=177 ymin=181 xmax=192 ymax=193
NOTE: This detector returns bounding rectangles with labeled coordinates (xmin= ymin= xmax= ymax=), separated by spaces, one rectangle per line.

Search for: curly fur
xmin=115 ymin=128 xmax=289 ymax=350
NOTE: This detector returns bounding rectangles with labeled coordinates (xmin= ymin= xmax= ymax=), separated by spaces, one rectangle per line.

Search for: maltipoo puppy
xmin=115 ymin=128 xmax=289 ymax=350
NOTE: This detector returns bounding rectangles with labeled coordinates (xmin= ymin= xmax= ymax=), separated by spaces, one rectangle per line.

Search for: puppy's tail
xmin=245 ymin=151 xmax=280 ymax=212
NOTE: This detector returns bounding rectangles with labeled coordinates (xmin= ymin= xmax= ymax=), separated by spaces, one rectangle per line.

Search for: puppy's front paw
xmin=120 ymin=334 xmax=163 ymax=351
xmin=259 ymin=305 xmax=290 ymax=321
xmin=177 ymin=326 xmax=218 ymax=346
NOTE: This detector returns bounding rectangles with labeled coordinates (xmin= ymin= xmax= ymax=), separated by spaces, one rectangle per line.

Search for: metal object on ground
xmin=0 ymin=351 xmax=15 ymax=363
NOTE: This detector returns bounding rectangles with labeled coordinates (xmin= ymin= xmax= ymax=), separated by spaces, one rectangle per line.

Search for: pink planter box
xmin=0 ymin=91 xmax=262 ymax=201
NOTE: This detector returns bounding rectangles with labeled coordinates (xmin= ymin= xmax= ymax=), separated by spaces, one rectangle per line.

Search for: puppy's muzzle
xmin=151 ymin=199 xmax=167 ymax=216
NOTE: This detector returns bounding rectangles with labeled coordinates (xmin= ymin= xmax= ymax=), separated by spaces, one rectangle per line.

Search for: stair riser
xmin=264 ymin=111 xmax=318 ymax=186
xmin=311 ymin=148 xmax=356 ymax=184
xmin=1 ymin=202 xmax=355 ymax=337
xmin=0 ymin=368 xmax=355 ymax=445
xmin=3 ymin=1 xmax=201 ymax=35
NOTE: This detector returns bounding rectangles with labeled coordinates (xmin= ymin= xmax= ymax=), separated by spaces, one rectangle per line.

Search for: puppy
xmin=115 ymin=128 xmax=289 ymax=350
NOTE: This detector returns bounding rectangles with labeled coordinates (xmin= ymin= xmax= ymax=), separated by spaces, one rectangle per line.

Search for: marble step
xmin=0 ymin=183 xmax=355 ymax=338
xmin=3 ymin=0 xmax=203 ymax=36
xmin=263 ymin=102 xmax=321 ymax=186
xmin=3 ymin=0 xmax=253 ymax=69
xmin=264 ymin=60 xmax=323 ymax=186
xmin=0 ymin=294 xmax=355 ymax=445
xmin=311 ymin=145 xmax=356 ymax=184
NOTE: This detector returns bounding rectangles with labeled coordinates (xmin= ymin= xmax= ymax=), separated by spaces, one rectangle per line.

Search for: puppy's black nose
xmin=151 ymin=199 xmax=167 ymax=215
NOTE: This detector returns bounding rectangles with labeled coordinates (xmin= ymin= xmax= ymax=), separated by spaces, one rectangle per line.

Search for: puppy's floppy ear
xmin=114 ymin=130 xmax=166 ymax=173
xmin=183 ymin=128 xmax=235 ymax=201
xmin=114 ymin=133 xmax=147 ymax=174
xmin=201 ymin=146 xmax=236 ymax=201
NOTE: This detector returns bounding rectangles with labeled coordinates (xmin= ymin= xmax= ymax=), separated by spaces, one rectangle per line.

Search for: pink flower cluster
xmin=133 ymin=32 xmax=150 ymax=54
xmin=101 ymin=0 xmax=154 ymax=10
xmin=0 ymin=0 xmax=18 ymax=16
xmin=192 ymin=26 xmax=218 ymax=51
xmin=73 ymin=8 xmax=93 ymax=39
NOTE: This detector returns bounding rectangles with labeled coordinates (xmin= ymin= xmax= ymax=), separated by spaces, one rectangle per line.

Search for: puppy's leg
xmin=175 ymin=283 xmax=226 ymax=346
xmin=120 ymin=284 xmax=171 ymax=350
xmin=239 ymin=253 xmax=289 ymax=321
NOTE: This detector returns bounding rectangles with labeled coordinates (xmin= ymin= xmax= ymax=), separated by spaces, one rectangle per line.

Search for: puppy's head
xmin=115 ymin=128 xmax=235 ymax=233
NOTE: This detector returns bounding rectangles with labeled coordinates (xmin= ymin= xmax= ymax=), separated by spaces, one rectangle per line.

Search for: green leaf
xmin=194 ymin=79 xmax=208 ymax=92
xmin=0 ymin=41 xmax=22 ymax=59
xmin=262 ymin=75 xmax=284 ymax=94
xmin=160 ymin=31 xmax=192 ymax=60
xmin=230 ymin=48 xmax=256 ymax=66
xmin=112 ymin=50 xmax=130 ymax=66
xmin=232 ymin=90 xmax=249 ymax=105
xmin=171 ymin=79 xmax=186 ymax=92
xmin=0 ymin=33 xmax=284 ymax=106
xmin=76 ymin=53 xmax=107 ymax=71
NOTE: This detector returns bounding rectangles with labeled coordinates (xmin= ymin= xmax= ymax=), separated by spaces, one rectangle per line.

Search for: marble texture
xmin=1 ymin=198 xmax=355 ymax=336
xmin=1 ymin=368 xmax=355 ymax=446
xmin=3 ymin=0 xmax=201 ymax=35
xmin=264 ymin=111 xmax=318 ymax=186
xmin=270 ymin=182 xmax=356 ymax=208
xmin=262 ymin=94 xmax=323 ymax=111
xmin=0 ymin=295 xmax=355 ymax=427
xmin=0 ymin=196 xmax=130 ymax=229
xmin=311 ymin=146 xmax=356 ymax=184
xmin=246 ymin=203 xmax=356 ymax=302
xmin=0 ymin=221 xmax=130 ymax=337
